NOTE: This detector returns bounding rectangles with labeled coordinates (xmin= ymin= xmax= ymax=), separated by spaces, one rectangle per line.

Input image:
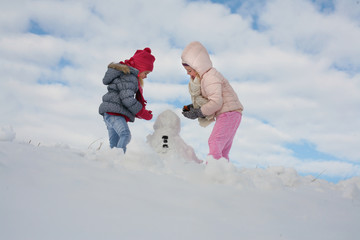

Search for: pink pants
xmin=208 ymin=111 xmax=242 ymax=160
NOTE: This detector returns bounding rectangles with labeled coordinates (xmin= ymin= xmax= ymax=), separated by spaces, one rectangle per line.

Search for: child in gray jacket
xmin=99 ymin=48 xmax=155 ymax=153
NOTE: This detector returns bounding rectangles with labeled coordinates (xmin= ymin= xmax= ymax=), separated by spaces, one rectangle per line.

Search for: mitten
xmin=136 ymin=108 xmax=153 ymax=120
xmin=182 ymin=107 xmax=205 ymax=119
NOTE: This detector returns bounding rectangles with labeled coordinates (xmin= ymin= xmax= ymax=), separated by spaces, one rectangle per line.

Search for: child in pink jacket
xmin=181 ymin=41 xmax=244 ymax=161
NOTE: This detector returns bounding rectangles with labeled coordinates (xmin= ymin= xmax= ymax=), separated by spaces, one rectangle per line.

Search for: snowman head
xmin=153 ymin=110 xmax=180 ymax=135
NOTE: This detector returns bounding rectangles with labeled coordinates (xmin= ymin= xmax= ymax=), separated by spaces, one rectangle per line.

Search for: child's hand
xmin=136 ymin=107 xmax=153 ymax=120
xmin=182 ymin=107 xmax=205 ymax=119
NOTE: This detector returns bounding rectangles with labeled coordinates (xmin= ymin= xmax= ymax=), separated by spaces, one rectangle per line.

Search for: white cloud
xmin=335 ymin=0 xmax=360 ymax=24
xmin=0 ymin=125 xmax=16 ymax=142
xmin=0 ymin=0 xmax=359 ymax=181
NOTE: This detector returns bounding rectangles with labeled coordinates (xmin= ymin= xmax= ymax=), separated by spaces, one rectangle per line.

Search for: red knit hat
xmin=120 ymin=47 xmax=155 ymax=73
xmin=133 ymin=47 xmax=155 ymax=72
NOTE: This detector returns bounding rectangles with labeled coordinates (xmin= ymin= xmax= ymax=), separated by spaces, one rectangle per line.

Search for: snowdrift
xmin=1 ymin=139 xmax=360 ymax=240
xmin=1 ymin=111 xmax=359 ymax=239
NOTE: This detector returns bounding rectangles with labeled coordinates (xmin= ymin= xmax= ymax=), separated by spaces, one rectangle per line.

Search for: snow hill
xmin=1 ymin=111 xmax=360 ymax=240
xmin=1 ymin=142 xmax=360 ymax=240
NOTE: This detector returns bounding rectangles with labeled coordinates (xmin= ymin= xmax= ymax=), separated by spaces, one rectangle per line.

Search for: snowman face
xmin=162 ymin=135 xmax=168 ymax=149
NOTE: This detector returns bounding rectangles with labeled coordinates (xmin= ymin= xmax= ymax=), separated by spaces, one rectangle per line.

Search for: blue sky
xmin=1 ymin=0 xmax=359 ymax=183
xmin=29 ymin=19 xmax=49 ymax=35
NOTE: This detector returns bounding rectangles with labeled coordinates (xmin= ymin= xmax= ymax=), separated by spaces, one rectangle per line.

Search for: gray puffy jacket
xmin=99 ymin=63 xmax=143 ymax=122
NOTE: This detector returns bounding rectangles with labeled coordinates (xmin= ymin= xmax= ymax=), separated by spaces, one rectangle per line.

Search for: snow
xmin=1 ymin=111 xmax=360 ymax=240
xmin=147 ymin=110 xmax=202 ymax=163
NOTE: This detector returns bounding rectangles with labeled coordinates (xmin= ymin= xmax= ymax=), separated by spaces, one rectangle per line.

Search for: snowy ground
xmin=1 ymin=139 xmax=359 ymax=240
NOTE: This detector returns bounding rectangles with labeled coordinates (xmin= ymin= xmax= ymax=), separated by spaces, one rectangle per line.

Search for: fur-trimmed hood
xmin=102 ymin=62 xmax=139 ymax=85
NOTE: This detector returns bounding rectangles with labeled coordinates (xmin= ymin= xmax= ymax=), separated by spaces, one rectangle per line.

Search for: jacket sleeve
xmin=200 ymin=75 xmax=223 ymax=116
xmin=116 ymin=77 xmax=143 ymax=115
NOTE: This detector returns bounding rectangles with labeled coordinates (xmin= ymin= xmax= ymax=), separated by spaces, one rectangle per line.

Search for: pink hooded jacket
xmin=181 ymin=41 xmax=244 ymax=117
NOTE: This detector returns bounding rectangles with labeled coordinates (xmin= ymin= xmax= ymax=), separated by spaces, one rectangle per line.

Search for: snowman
xmin=146 ymin=110 xmax=202 ymax=163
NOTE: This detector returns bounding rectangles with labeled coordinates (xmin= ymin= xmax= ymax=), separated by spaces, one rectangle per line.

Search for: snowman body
xmin=146 ymin=110 xmax=202 ymax=163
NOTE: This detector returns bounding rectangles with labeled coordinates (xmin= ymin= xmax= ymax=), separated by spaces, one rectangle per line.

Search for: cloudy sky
xmin=1 ymin=0 xmax=359 ymax=182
